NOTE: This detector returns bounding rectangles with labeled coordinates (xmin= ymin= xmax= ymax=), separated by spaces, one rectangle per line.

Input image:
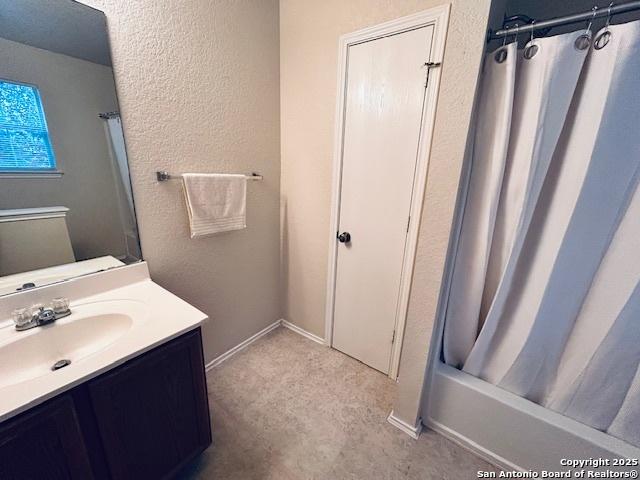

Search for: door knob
xmin=337 ymin=232 xmax=351 ymax=243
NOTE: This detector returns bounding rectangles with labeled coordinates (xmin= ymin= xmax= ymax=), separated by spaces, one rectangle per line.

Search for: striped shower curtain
xmin=443 ymin=20 xmax=640 ymax=448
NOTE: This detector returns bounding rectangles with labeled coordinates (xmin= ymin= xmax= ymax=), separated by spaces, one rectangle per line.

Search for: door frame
xmin=324 ymin=6 xmax=450 ymax=379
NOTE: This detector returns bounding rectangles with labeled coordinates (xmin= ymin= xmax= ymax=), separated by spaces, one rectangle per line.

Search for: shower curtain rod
xmin=488 ymin=0 xmax=640 ymax=41
xmin=98 ymin=111 xmax=120 ymax=119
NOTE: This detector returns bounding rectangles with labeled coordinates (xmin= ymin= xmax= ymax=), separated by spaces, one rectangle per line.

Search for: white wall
xmin=0 ymin=37 xmax=126 ymax=261
xmin=82 ymin=0 xmax=282 ymax=363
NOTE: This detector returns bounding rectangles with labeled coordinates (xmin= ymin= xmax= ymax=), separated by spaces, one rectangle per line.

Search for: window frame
xmin=0 ymin=78 xmax=62 ymax=178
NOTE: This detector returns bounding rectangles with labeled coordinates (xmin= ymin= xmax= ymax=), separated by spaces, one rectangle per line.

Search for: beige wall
xmin=280 ymin=0 xmax=449 ymax=339
xmin=280 ymin=0 xmax=492 ymax=425
xmin=398 ymin=1 xmax=515 ymax=426
xmin=0 ymin=216 xmax=75 ymax=276
xmin=0 ymin=38 xmax=126 ymax=261
xmin=78 ymin=0 xmax=489 ymax=426
xmin=83 ymin=0 xmax=282 ymax=363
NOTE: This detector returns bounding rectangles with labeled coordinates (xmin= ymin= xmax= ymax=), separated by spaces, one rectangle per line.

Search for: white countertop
xmin=0 ymin=263 xmax=207 ymax=423
xmin=0 ymin=256 xmax=125 ymax=296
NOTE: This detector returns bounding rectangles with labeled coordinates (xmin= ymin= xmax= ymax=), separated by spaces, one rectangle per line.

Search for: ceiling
xmin=0 ymin=0 xmax=112 ymax=66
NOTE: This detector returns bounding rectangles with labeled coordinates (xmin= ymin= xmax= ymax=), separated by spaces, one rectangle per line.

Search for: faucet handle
xmin=12 ymin=308 xmax=32 ymax=329
xmin=51 ymin=297 xmax=70 ymax=315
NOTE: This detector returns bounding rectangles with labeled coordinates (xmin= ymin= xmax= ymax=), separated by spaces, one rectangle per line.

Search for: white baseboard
xmin=387 ymin=410 xmax=423 ymax=439
xmin=281 ymin=319 xmax=326 ymax=345
xmin=205 ymin=318 xmax=325 ymax=371
xmin=205 ymin=319 xmax=281 ymax=371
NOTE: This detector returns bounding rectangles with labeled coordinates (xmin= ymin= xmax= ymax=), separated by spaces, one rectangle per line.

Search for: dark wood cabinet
xmin=89 ymin=329 xmax=211 ymax=479
xmin=0 ymin=328 xmax=211 ymax=480
xmin=0 ymin=395 xmax=94 ymax=480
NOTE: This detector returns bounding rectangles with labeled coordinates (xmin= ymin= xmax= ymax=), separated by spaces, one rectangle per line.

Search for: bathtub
xmin=423 ymin=360 xmax=640 ymax=471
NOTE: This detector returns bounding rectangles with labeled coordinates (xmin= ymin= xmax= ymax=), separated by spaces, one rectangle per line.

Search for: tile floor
xmin=179 ymin=327 xmax=498 ymax=479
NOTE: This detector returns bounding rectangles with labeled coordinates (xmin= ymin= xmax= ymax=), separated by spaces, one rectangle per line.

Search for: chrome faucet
xmin=12 ymin=298 xmax=72 ymax=331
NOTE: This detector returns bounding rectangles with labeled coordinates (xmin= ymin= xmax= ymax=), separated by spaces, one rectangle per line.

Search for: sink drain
xmin=51 ymin=359 xmax=71 ymax=371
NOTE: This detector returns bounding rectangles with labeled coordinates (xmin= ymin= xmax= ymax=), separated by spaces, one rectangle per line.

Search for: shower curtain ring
xmin=575 ymin=6 xmax=597 ymax=50
xmin=606 ymin=2 xmax=614 ymax=28
xmin=495 ymin=26 xmax=509 ymax=63
xmin=595 ymin=2 xmax=614 ymax=49
xmin=530 ymin=21 xmax=535 ymax=43
xmin=587 ymin=5 xmax=598 ymax=31
xmin=524 ymin=21 xmax=539 ymax=59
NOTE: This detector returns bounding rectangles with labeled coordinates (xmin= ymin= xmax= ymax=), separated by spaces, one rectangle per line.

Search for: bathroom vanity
xmin=0 ymin=263 xmax=211 ymax=479
xmin=0 ymin=330 xmax=210 ymax=480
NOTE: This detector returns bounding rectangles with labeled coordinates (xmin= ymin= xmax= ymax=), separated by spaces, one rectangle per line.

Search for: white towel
xmin=181 ymin=173 xmax=247 ymax=238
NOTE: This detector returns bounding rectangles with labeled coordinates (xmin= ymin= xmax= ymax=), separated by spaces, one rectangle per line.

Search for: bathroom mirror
xmin=0 ymin=0 xmax=141 ymax=296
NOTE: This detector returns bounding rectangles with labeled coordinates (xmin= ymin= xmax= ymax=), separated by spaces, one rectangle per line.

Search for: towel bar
xmin=156 ymin=171 xmax=263 ymax=182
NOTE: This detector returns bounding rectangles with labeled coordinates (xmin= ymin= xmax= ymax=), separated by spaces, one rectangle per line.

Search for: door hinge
xmin=406 ymin=216 xmax=411 ymax=233
xmin=423 ymin=61 xmax=442 ymax=87
xmin=392 ymin=329 xmax=396 ymax=344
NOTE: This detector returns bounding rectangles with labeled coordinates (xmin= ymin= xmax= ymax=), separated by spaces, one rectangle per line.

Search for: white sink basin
xmin=0 ymin=263 xmax=207 ymax=424
xmin=0 ymin=300 xmax=147 ymax=389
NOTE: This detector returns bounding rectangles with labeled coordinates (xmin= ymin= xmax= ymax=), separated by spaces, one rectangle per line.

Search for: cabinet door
xmin=88 ymin=329 xmax=211 ymax=480
xmin=0 ymin=395 xmax=94 ymax=480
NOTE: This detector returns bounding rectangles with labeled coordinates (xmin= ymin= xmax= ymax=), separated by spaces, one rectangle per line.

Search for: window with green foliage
xmin=0 ymin=80 xmax=56 ymax=171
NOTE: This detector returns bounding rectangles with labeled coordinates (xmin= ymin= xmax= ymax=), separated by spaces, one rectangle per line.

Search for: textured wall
xmin=81 ymin=0 xmax=489 ymax=427
xmin=391 ymin=0 xmax=492 ymax=426
xmin=280 ymin=0 xmax=492 ymax=425
xmin=82 ymin=0 xmax=281 ymax=362
xmin=0 ymin=37 xmax=126 ymax=261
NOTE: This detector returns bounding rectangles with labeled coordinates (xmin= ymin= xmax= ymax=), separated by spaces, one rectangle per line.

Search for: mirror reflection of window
xmin=0 ymin=80 xmax=56 ymax=172
xmin=0 ymin=0 xmax=142 ymax=296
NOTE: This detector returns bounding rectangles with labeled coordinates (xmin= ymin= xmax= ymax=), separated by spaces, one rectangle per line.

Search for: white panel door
xmin=332 ymin=26 xmax=434 ymax=374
